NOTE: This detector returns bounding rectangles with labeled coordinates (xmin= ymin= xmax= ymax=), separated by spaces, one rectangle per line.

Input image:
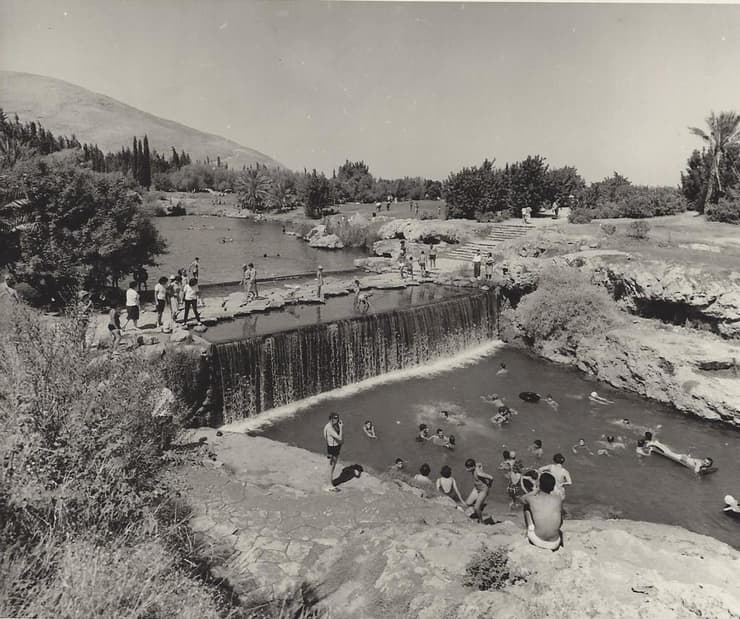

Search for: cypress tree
xmin=142 ymin=135 xmax=151 ymax=188
xmin=132 ymin=137 xmax=140 ymax=183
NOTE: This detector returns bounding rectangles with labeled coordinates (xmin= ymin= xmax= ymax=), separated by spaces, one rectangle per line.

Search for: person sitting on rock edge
xmin=413 ymin=463 xmax=433 ymax=486
xmin=522 ymin=471 xmax=564 ymax=551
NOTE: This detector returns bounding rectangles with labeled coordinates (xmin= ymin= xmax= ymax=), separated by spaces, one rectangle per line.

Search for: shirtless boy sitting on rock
xmin=521 ymin=472 xmax=563 ymax=551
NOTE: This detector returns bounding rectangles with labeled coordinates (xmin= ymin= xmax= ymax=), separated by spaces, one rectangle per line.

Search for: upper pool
xmin=255 ymin=346 xmax=740 ymax=549
xmin=153 ymin=215 xmax=365 ymax=284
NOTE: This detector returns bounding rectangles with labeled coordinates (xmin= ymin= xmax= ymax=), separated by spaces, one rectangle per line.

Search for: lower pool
xmin=253 ymin=345 xmax=740 ymax=548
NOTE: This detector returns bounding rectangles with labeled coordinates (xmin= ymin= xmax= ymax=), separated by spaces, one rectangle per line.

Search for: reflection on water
xmin=260 ymin=347 xmax=740 ymax=549
xmin=153 ymin=215 xmax=364 ymax=284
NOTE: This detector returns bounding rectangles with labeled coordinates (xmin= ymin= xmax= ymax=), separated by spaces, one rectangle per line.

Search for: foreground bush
xmin=706 ymin=193 xmax=740 ymax=224
xmin=0 ymin=301 xmax=232 ymax=617
xmin=463 ymin=545 xmax=523 ymax=591
xmin=516 ymin=266 xmax=619 ymax=351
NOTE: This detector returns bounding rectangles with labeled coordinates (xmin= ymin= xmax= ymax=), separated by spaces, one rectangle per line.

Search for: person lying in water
xmin=521 ymin=472 xmax=563 ymax=551
xmin=543 ymin=394 xmax=559 ymax=410
xmin=724 ymin=495 xmax=740 ymax=514
xmin=649 ymin=439 xmax=715 ymax=474
xmin=363 ymin=420 xmax=377 ymax=439
xmin=589 ymin=391 xmax=614 ymax=405
xmin=496 ymin=362 xmax=508 ymax=376
xmin=439 ymin=409 xmax=465 ymax=426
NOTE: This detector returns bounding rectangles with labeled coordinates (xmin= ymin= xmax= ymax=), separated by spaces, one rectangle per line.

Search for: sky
xmin=2 ymin=1 xmax=740 ymax=185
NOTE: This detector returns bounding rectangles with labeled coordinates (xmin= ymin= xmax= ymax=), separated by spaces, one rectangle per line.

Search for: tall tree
xmin=141 ymin=135 xmax=151 ymax=189
xmin=236 ymin=166 xmax=272 ymax=211
xmin=132 ymin=137 xmax=140 ymax=184
xmin=689 ymin=111 xmax=740 ymax=212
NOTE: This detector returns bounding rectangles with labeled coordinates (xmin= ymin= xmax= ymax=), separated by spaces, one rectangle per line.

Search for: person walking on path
xmin=472 ymin=250 xmax=482 ymax=279
xmin=323 ymin=413 xmax=344 ymax=492
xmin=316 ymin=265 xmax=324 ymax=301
xmin=189 ymin=257 xmax=200 ymax=283
xmin=419 ymin=251 xmax=427 ymax=278
xmin=428 ymin=245 xmax=437 ymax=269
xmin=182 ymin=277 xmax=202 ymax=326
xmin=154 ymin=276 xmax=168 ymax=330
xmin=123 ymin=281 xmax=140 ymax=330
xmin=241 ymin=264 xmax=250 ymax=299
xmin=168 ymin=275 xmax=181 ymax=325
xmin=484 ymin=252 xmax=495 ymax=280
xmin=107 ymin=305 xmax=122 ymax=351
xmin=246 ymin=263 xmax=258 ymax=301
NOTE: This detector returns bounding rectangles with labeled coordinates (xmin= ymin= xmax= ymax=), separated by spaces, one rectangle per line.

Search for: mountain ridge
xmin=0 ymin=70 xmax=282 ymax=170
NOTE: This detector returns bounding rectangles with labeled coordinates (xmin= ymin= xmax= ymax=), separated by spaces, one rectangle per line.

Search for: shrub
xmin=626 ymin=220 xmax=650 ymax=239
xmin=706 ymin=194 xmax=740 ymax=224
xmin=516 ymin=266 xmax=618 ymax=351
xmin=324 ymin=217 xmax=382 ymax=249
xmin=463 ymin=545 xmax=522 ymax=591
xmin=568 ymin=207 xmax=593 ymax=224
xmin=600 ymin=223 xmax=617 ymax=236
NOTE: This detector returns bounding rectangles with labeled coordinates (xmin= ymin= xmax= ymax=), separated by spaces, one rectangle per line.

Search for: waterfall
xmin=209 ymin=289 xmax=499 ymax=424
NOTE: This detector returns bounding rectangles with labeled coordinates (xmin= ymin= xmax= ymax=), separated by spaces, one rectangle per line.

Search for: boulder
xmin=304 ymin=224 xmax=326 ymax=241
xmin=378 ymin=218 xmax=487 ymax=244
xmin=170 ymin=328 xmax=192 ymax=344
xmin=308 ymin=233 xmax=345 ymax=249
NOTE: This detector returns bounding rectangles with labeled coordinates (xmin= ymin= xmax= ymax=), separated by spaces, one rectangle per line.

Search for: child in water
xmin=417 ymin=424 xmax=431 ymax=441
xmin=363 ymin=420 xmax=377 ymax=439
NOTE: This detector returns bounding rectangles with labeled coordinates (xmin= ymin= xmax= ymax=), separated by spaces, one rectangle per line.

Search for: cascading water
xmin=209 ymin=289 xmax=499 ymax=424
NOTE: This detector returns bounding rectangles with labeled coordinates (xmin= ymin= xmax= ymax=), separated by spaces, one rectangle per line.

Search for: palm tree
xmin=236 ymin=166 xmax=272 ymax=212
xmin=689 ymin=111 xmax=740 ymax=212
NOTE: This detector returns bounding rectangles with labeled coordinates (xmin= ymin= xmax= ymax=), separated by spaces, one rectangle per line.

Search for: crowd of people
xmin=398 ymin=240 xmax=437 ymax=280
xmin=321 ymin=411 xmax=570 ymax=552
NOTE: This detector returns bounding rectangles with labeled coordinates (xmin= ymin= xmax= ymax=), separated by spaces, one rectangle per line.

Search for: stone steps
xmin=442 ymin=222 xmax=532 ymax=261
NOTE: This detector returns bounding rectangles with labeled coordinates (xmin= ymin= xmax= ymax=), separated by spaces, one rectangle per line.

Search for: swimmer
xmin=393 ymin=458 xmax=405 ymax=470
xmin=571 ymin=438 xmax=593 ymax=456
xmin=440 ymin=410 xmax=450 ymax=420
xmin=464 ymin=458 xmax=494 ymax=522
xmin=635 ymin=439 xmax=652 ymax=457
xmin=528 ymin=439 xmax=544 ymax=459
xmin=539 ymin=454 xmax=572 ymax=499
xmin=680 ymin=455 xmax=714 ymax=475
xmin=481 ymin=393 xmax=505 ymax=408
xmin=496 ymin=362 xmax=508 ymax=376
xmin=444 ymin=435 xmax=456 ymax=450
xmin=436 ymin=465 xmax=465 ymax=506
xmin=438 ymin=409 xmax=464 ymax=426
xmin=491 ymin=406 xmax=513 ymax=426
xmin=431 ymin=428 xmax=447 ymax=446
xmin=724 ymin=495 xmax=740 ymax=514
xmin=589 ymin=391 xmax=614 ymax=405
xmin=597 ymin=435 xmax=626 ymax=450
xmin=417 ymin=424 xmax=432 ymax=441
xmin=363 ymin=420 xmax=377 ymax=439
xmin=543 ymin=394 xmax=559 ymax=410
xmin=413 ymin=463 xmax=433 ymax=486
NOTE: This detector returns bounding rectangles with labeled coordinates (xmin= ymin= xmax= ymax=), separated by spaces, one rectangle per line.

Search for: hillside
xmin=0 ymin=71 xmax=282 ymax=170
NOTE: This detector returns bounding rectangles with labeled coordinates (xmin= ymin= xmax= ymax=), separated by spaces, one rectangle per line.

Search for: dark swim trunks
xmin=126 ymin=305 xmax=139 ymax=321
xmin=327 ymin=444 xmax=341 ymax=458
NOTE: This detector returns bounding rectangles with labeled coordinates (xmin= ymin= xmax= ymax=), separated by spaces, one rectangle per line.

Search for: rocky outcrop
xmin=308 ymin=233 xmax=345 ymax=249
xmin=378 ymin=218 xmax=491 ymax=244
xmin=182 ymin=431 xmax=740 ymax=619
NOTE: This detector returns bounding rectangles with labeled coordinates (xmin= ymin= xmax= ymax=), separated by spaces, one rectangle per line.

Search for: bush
xmin=516 ymin=266 xmax=618 ymax=351
xmin=600 ymin=223 xmax=617 ymax=236
xmin=626 ymin=220 xmax=650 ymax=239
xmin=324 ymin=217 xmax=383 ymax=249
xmin=463 ymin=545 xmax=522 ymax=591
xmin=706 ymin=194 xmax=740 ymax=224
xmin=568 ymin=207 xmax=593 ymax=224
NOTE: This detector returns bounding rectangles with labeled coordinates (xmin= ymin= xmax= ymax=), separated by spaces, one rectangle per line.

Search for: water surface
xmin=259 ymin=347 xmax=740 ymax=548
xmin=153 ymin=216 xmax=364 ymax=283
